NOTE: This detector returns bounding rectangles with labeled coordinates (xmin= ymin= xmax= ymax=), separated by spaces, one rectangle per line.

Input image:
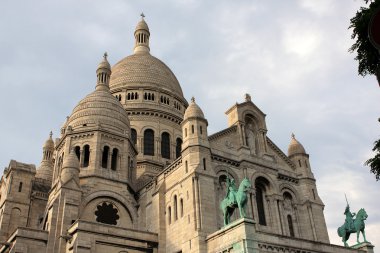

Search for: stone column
xmin=79 ymin=150 xmax=84 ymax=167
xmin=193 ymin=175 xmax=201 ymax=231
xmin=307 ymin=203 xmax=318 ymax=241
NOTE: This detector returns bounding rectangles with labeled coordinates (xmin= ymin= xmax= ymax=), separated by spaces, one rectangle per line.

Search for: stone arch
xmin=79 ymin=191 xmax=137 ymax=229
xmin=242 ymin=110 xmax=266 ymax=130
xmin=250 ymin=172 xmax=278 ymax=194
xmin=214 ymin=166 xmax=240 ymax=184
xmin=279 ymin=183 xmax=299 ymax=202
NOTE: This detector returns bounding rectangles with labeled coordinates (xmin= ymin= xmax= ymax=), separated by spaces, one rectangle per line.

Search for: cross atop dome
xmin=103 ymin=52 xmax=108 ymax=60
xmin=134 ymin=14 xmax=150 ymax=54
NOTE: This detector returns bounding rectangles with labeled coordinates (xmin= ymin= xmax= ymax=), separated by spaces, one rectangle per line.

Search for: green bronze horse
xmin=337 ymin=208 xmax=368 ymax=247
xmin=220 ymin=178 xmax=251 ymax=226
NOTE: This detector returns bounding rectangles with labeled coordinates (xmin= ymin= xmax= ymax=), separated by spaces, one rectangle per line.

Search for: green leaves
xmin=349 ymin=0 xmax=380 ymax=77
xmin=365 ymin=137 xmax=380 ymax=180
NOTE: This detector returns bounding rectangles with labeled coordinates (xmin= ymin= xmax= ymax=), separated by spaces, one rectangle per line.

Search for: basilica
xmin=0 ymin=17 xmax=374 ymax=253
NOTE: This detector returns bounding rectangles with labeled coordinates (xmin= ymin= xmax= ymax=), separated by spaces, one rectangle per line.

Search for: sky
xmin=0 ymin=0 xmax=379 ymax=248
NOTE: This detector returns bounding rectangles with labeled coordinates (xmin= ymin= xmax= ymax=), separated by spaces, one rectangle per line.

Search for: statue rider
xmin=225 ymin=178 xmax=237 ymax=207
xmin=344 ymin=204 xmax=356 ymax=232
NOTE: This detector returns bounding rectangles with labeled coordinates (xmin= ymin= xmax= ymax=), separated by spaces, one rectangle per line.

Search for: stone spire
xmin=36 ymin=132 xmax=55 ymax=183
xmin=96 ymin=52 xmax=111 ymax=91
xmin=134 ymin=13 xmax=150 ymax=54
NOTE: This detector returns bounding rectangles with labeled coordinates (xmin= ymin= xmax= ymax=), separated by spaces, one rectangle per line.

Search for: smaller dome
xmin=135 ymin=18 xmax=150 ymax=33
xmin=288 ymin=133 xmax=306 ymax=156
xmin=62 ymin=151 xmax=80 ymax=169
xmin=61 ymin=151 xmax=80 ymax=184
xmin=184 ymin=97 xmax=205 ymax=119
xmin=97 ymin=52 xmax=111 ymax=70
xmin=44 ymin=131 xmax=54 ymax=149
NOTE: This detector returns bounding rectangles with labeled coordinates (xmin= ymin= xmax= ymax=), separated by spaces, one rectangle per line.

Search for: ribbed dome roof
xmin=44 ymin=132 xmax=54 ymax=149
xmin=288 ymin=133 xmax=306 ymax=156
xmin=97 ymin=54 xmax=111 ymax=70
xmin=184 ymin=97 xmax=205 ymax=119
xmin=110 ymin=53 xmax=184 ymax=98
xmin=135 ymin=18 xmax=149 ymax=32
xmin=67 ymin=88 xmax=130 ymax=134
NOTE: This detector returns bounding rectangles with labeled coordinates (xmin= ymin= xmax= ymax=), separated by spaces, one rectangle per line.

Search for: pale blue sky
xmin=0 ymin=0 xmax=378 ymax=247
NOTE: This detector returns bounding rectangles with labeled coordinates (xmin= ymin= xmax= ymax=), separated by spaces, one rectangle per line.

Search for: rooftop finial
xmin=291 ymin=133 xmax=295 ymax=139
xmin=191 ymin=97 xmax=195 ymax=103
xmin=103 ymin=52 xmax=108 ymax=60
xmin=49 ymin=131 xmax=53 ymax=139
xmin=141 ymin=12 xmax=145 ymax=19
xmin=245 ymin=93 xmax=251 ymax=102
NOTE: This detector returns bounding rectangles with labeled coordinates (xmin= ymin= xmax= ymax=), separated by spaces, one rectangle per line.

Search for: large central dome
xmin=110 ymin=53 xmax=184 ymax=98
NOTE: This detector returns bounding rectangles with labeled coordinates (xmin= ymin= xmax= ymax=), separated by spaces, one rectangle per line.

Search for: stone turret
xmin=36 ymin=132 xmax=55 ymax=184
xmin=287 ymin=133 xmax=313 ymax=179
xmin=181 ymin=97 xmax=209 ymax=151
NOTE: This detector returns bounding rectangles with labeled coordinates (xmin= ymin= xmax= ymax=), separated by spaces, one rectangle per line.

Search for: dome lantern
xmin=96 ymin=52 xmax=111 ymax=91
xmin=134 ymin=13 xmax=150 ymax=54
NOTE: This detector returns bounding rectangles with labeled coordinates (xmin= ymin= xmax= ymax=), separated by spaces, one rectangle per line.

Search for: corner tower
xmin=109 ymin=16 xmax=188 ymax=190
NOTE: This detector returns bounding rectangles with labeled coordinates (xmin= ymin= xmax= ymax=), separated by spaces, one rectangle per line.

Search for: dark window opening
xmin=131 ymin=128 xmax=137 ymax=145
xmin=200 ymin=125 xmax=203 ymax=135
xmin=191 ymin=125 xmax=194 ymax=134
xmin=168 ymin=206 xmax=171 ymax=224
xmin=95 ymin=202 xmax=119 ymax=225
xmin=256 ymin=186 xmax=266 ymax=225
xmin=180 ymin=198 xmax=184 ymax=217
xmin=144 ymin=129 xmax=155 ymax=156
xmin=174 ymin=195 xmax=178 ymax=221
xmin=161 ymin=132 xmax=170 ymax=159
xmin=75 ymin=146 xmax=80 ymax=160
xmin=288 ymin=215 xmax=295 ymax=237
xmin=176 ymin=138 xmax=182 ymax=158
xmin=83 ymin=145 xmax=90 ymax=167
xmin=102 ymin=146 xmax=109 ymax=168
xmin=185 ymin=161 xmax=188 ymax=173
xmin=203 ymin=158 xmax=206 ymax=170
xmin=111 ymin=148 xmax=118 ymax=170
xmin=18 ymin=182 xmax=23 ymax=192
xmin=298 ymin=160 xmax=302 ymax=167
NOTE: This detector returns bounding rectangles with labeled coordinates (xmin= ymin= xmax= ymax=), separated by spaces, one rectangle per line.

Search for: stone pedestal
xmin=206 ymin=218 xmax=257 ymax=253
xmin=351 ymin=242 xmax=374 ymax=253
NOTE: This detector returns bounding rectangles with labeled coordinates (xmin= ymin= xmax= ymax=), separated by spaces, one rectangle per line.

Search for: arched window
xmin=83 ymin=145 xmax=90 ymax=167
xmin=256 ymin=186 xmax=266 ymax=225
xmin=18 ymin=182 xmax=23 ymax=192
xmin=255 ymin=177 xmax=270 ymax=226
xmin=176 ymin=138 xmax=182 ymax=158
xmin=75 ymin=146 xmax=80 ymax=160
xmin=168 ymin=206 xmax=171 ymax=225
xmin=180 ymin=198 xmax=184 ymax=217
xmin=287 ymin=215 xmax=295 ymax=237
xmin=131 ymin=128 xmax=137 ymax=145
xmin=174 ymin=195 xmax=178 ymax=221
xmin=144 ymin=129 xmax=155 ymax=156
xmin=191 ymin=125 xmax=194 ymax=134
xmin=161 ymin=132 xmax=170 ymax=159
xmin=102 ymin=146 xmax=109 ymax=168
xmin=111 ymin=148 xmax=118 ymax=170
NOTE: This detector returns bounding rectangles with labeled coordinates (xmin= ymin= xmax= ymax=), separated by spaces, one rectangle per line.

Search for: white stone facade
xmin=0 ymin=17 xmax=374 ymax=253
